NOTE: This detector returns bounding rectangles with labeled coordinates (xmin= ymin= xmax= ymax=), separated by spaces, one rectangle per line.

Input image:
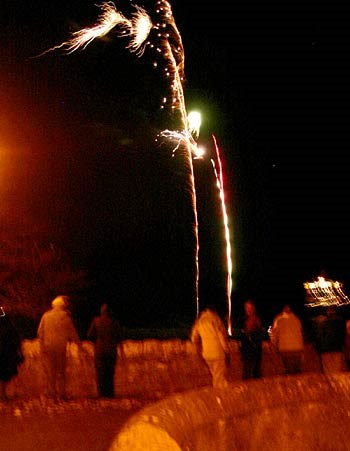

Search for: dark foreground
xmin=0 ymin=397 xmax=150 ymax=451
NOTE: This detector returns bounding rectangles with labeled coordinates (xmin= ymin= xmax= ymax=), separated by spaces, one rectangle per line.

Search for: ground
xmin=0 ymin=397 xmax=150 ymax=451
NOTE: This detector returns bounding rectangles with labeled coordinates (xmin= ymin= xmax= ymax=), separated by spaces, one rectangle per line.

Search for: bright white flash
xmin=126 ymin=6 xmax=153 ymax=56
xmin=187 ymin=111 xmax=201 ymax=138
xmin=194 ymin=146 xmax=205 ymax=159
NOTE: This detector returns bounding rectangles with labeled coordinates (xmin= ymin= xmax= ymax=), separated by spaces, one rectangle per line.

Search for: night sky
xmin=1 ymin=2 xmax=350 ymax=326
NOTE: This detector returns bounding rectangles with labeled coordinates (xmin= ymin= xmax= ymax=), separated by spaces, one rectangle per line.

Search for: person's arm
xmin=190 ymin=322 xmax=202 ymax=354
xmin=87 ymin=319 xmax=97 ymax=342
xmin=270 ymin=318 xmax=279 ymax=347
xmin=66 ymin=315 xmax=80 ymax=344
xmin=37 ymin=317 xmax=44 ymax=342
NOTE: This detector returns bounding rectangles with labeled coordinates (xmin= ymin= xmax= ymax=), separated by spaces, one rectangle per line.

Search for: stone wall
xmin=6 ymin=338 xmax=345 ymax=399
xmin=112 ymin=373 xmax=350 ymax=451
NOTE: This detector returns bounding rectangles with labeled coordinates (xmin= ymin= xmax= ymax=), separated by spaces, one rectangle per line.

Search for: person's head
xmin=326 ymin=306 xmax=336 ymax=317
xmin=100 ymin=303 xmax=110 ymax=315
xmin=283 ymin=304 xmax=291 ymax=314
xmin=205 ymin=304 xmax=218 ymax=312
xmin=51 ymin=295 xmax=68 ymax=310
xmin=244 ymin=299 xmax=256 ymax=317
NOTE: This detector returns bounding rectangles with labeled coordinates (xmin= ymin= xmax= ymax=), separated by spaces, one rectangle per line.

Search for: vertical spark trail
xmin=39 ymin=0 xmax=201 ymax=318
xmin=211 ymin=135 xmax=233 ymax=334
xmin=154 ymin=0 xmax=200 ymax=317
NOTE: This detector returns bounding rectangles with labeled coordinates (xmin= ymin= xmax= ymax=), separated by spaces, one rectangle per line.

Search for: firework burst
xmin=37 ymin=0 xmax=202 ymax=317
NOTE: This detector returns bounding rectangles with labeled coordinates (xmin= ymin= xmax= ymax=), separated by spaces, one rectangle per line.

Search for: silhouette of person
xmin=343 ymin=319 xmax=350 ymax=371
xmin=37 ymin=295 xmax=81 ymax=399
xmin=239 ymin=299 xmax=265 ymax=380
xmin=0 ymin=306 xmax=23 ymax=400
xmin=271 ymin=304 xmax=304 ymax=374
xmin=190 ymin=304 xmax=230 ymax=388
xmin=312 ymin=306 xmax=345 ymax=372
xmin=87 ymin=303 xmax=121 ymax=398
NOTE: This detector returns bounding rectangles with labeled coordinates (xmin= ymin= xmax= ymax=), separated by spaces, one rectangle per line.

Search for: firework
xmin=35 ymin=2 xmax=152 ymax=57
xmin=211 ymin=135 xmax=233 ymax=334
xmin=38 ymin=0 xmax=201 ymax=317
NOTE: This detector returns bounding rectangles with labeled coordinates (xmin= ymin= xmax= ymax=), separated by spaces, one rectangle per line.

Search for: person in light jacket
xmin=37 ymin=295 xmax=81 ymax=399
xmin=190 ymin=305 xmax=230 ymax=388
xmin=271 ymin=304 xmax=304 ymax=374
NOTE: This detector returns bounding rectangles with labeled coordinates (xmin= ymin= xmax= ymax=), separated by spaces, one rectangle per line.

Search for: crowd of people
xmin=1 ymin=296 xmax=350 ymax=399
xmin=190 ymin=299 xmax=350 ymax=388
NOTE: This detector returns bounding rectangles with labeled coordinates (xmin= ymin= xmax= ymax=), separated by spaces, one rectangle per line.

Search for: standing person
xmin=343 ymin=319 xmax=350 ymax=371
xmin=190 ymin=304 xmax=230 ymax=389
xmin=87 ymin=303 xmax=121 ymax=398
xmin=37 ymin=295 xmax=81 ymax=399
xmin=312 ymin=306 xmax=345 ymax=373
xmin=0 ymin=306 xmax=24 ymax=400
xmin=239 ymin=299 xmax=265 ymax=380
xmin=270 ymin=304 xmax=304 ymax=374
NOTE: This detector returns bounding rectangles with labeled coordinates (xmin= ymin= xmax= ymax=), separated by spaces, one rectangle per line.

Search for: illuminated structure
xmin=304 ymin=276 xmax=350 ymax=308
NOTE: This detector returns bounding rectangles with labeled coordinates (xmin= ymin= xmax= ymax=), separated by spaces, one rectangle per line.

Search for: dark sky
xmin=1 ymin=2 xmax=350 ymax=324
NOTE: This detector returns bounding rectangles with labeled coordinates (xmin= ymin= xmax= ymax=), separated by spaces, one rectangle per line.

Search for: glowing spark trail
xmin=39 ymin=0 xmax=201 ymax=317
xmin=153 ymin=0 xmax=200 ymax=317
xmin=36 ymin=2 xmax=152 ymax=57
xmin=211 ymin=135 xmax=233 ymax=334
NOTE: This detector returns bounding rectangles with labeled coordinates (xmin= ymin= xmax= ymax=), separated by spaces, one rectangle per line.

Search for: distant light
xmin=304 ymin=276 xmax=350 ymax=308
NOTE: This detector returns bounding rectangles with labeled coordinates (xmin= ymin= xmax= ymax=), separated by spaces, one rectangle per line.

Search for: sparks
xmin=35 ymin=2 xmax=152 ymax=57
xmin=210 ymin=135 xmax=233 ymax=334
xmin=125 ymin=5 xmax=153 ymax=56
xmin=154 ymin=0 xmax=200 ymax=317
xmin=37 ymin=0 xmax=201 ymax=318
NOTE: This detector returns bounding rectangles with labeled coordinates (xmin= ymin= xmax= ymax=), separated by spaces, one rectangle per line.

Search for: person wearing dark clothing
xmin=0 ymin=307 xmax=24 ymax=400
xmin=87 ymin=304 xmax=121 ymax=398
xmin=239 ymin=299 xmax=265 ymax=380
xmin=311 ymin=306 xmax=345 ymax=372
xmin=344 ymin=319 xmax=350 ymax=371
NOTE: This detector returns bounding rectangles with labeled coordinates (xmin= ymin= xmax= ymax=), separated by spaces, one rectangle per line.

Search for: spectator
xmin=87 ymin=303 xmax=122 ymax=398
xmin=311 ymin=306 xmax=345 ymax=373
xmin=343 ymin=319 xmax=350 ymax=371
xmin=270 ymin=304 xmax=304 ymax=374
xmin=239 ymin=299 xmax=265 ymax=380
xmin=0 ymin=306 xmax=24 ymax=400
xmin=37 ymin=295 xmax=81 ymax=400
xmin=190 ymin=305 xmax=230 ymax=388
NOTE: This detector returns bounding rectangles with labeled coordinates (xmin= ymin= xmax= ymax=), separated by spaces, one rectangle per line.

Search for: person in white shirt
xmin=37 ymin=295 xmax=81 ymax=399
xmin=190 ymin=305 xmax=230 ymax=388
xmin=270 ymin=304 xmax=304 ymax=374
